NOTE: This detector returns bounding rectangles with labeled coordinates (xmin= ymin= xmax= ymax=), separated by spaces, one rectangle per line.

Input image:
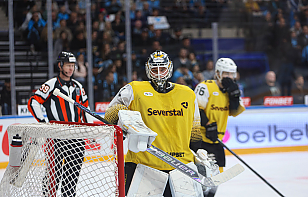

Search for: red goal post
xmin=0 ymin=121 xmax=125 ymax=197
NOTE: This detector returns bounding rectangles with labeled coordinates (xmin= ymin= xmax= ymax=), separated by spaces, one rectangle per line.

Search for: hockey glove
xmin=205 ymin=122 xmax=218 ymax=142
xmin=222 ymin=77 xmax=240 ymax=98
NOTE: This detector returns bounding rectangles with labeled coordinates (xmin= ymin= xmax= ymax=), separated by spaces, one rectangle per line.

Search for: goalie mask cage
xmin=0 ymin=121 xmax=124 ymax=197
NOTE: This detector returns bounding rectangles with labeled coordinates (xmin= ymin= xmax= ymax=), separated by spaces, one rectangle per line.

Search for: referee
xmin=28 ymin=51 xmax=92 ymax=196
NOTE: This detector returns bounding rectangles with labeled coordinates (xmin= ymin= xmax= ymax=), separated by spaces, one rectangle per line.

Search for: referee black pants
xmin=43 ymin=139 xmax=85 ymax=197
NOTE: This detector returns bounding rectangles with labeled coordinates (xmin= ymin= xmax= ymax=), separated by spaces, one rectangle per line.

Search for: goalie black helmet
xmin=146 ymin=50 xmax=173 ymax=92
xmin=57 ymin=51 xmax=76 ymax=68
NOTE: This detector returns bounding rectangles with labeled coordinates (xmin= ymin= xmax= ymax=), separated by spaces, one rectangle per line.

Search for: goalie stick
xmin=53 ymin=88 xmax=244 ymax=187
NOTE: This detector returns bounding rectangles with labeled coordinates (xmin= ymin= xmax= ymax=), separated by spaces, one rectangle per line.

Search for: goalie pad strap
xmin=127 ymin=164 xmax=168 ymax=197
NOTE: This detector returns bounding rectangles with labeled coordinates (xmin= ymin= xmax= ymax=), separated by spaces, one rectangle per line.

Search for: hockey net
xmin=0 ymin=121 xmax=124 ymax=197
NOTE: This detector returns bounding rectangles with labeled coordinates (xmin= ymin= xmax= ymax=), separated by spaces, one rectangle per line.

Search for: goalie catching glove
xmin=118 ymin=110 xmax=157 ymax=153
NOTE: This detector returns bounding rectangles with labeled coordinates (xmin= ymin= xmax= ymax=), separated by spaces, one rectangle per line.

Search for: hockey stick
xmin=53 ymin=88 xmax=244 ymax=187
xmin=217 ymin=139 xmax=284 ymax=197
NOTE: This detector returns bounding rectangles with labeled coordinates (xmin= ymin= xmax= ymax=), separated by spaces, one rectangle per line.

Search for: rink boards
xmin=1 ymin=105 xmax=308 ymax=168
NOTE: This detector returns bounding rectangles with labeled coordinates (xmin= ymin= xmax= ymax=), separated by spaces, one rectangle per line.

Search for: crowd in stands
xmin=2 ymin=0 xmax=308 ymax=115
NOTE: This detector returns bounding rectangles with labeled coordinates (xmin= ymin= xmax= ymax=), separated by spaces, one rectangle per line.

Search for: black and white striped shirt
xmin=28 ymin=76 xmax=92 ymax=123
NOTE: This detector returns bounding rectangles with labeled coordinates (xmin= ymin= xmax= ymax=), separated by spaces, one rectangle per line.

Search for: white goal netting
xmin=0 ymin=122 xmax=124 ymax=197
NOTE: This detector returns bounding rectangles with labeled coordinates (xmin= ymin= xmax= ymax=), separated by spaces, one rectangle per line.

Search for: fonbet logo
xmin=235 ymin=125 xmax=308 ymax=143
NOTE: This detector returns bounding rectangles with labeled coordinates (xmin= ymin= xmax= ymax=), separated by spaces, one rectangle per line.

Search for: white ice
xmin=0 ymin=151 xmax=307 ymax=197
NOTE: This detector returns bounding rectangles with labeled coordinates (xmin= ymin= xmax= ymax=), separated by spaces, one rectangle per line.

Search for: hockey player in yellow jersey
xmin=104 ymin=50 xmax=218 ymax=197
xmin=192 ymin=58 xmax=245 ymax=197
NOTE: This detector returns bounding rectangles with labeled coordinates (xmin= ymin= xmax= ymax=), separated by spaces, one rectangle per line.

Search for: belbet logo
xmin=235 ymin=124 xmax=308 ymax=143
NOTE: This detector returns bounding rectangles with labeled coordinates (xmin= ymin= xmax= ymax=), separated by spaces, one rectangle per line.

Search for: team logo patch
xmin=181 ymin=102 xmax=188 ymax=109
xmin=144 ymin=92 xmax=153 ymax=96
xmin=213 ymin=92 xmax=219 ymax=96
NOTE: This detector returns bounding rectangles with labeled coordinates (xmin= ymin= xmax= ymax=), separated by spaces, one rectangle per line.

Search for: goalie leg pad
xmin=169 ymin=162 xmax=203 ymax=197
xmin=127 ymin=164 xmax=168 ymax=197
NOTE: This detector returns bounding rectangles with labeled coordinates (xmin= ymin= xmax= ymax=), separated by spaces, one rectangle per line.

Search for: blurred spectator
xmin=132 ymin=20 xmax=143 ymax=40
xmin=51 ymin=10 xmax=61 ymax=31
xmin=171 ymin=64 xmax=194 ymax=88
xmin=188 ymin=52 xmax=199 ymax=70
xmin=112 ymin=13 xmax=125 ymax=40
xmin=14 ymin=0 xmax=35 ymax=27
xmin=74 ymin=53 xmax=88 ymax=87
xmin=19 ymin=4 xmax=42 ymax=34
xmin=92 ymin=31 xmax=101 ymax=60
xmin=181 ymin=37 xmax=195 ymax=54
xmin=142 ymin=2 xmax=151 ymax=18
xmin=106 ymin=0 xmax=122 ymax=14
xmin=0 ymin=79 xmax=11 ymax=115
xmin=103 ymin=21 xmax=119 ymax=47
xmin=27 ymin=11 xmax=46 ymax=52
xmin=277 ymin=33 xmax=296 ymax=96
xmin=67 ymin=11 xmax=79 ymax=34
xmin=147 ymin=0 xmax=160 ymax=10
xmin=133 ymin=10 xmax=147 ymax=26
xmin=170 ymin=27 xmax=184 ymax=45
xmin=131 ymin=51 xmax=147 ymax=80
xmin=172 ymin=48 xmax=191 ymax=70
xmin=53 ymin=31 xmax=71 ymax=64
xmin=75 ymin=21 xmax=87 ymax=38
xmin=267 ymin=0 xmax=289 ymax=20
xmin=297 ymin=25 xmax=308 ymax=50
xmin=54 ymin=19 xmax=73 ymax=42
xmin=111 ymin=41 xmax=126 ymax=61
xmin=289 ymin=30 xmax=302 ymax=67
xmin=151 ymin=40 xmax=162 ymax=52
xmin=100 ymin=43 xmax=112 ymax=61
xmin=153 ymin=29 xmax=171 ymax=46
xmin=202 ymin=60 xmax=215 ymax=81
xmin=192 ymin=71 xmax=204 ymax=89
xmin=193 ymin=5 xmax=208 ymax=28
xmin=132 ymin=70 xmax=142 ymax=81
xmin=134 ymin=28 xmax=152 ymax=48
xmin=176 ymin=76 xmax=188 ymax=86
xmin=90 ymin=3 xmax=99 ymax=19
xmin=299 ymin=7 xmax=308 ymax=26
xmin=70 ymin=31 xmax=86 ymax=53
xmin=292 ymin=75 xmax=308 ymax=104
xmin=130 ymin=3 xmax=137 ymax=20
xmin=250 ymin=71 xmax=281 ymax=105
xmin=58 ymin=5 xmax=69 ymax=21
xmin=92 ymin=20 xmax=100 ymax=33
xmin=96 ymin=71 xmax=119 ymax=102
xmin=290 ymin=21 xmax=302 ymax=37
xmin=97 ymin=12 xmax=106 ymax=31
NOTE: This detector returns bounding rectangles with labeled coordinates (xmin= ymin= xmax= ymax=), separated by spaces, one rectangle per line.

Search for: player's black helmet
xmin=57 ymin=51 xmax=76 ymax=67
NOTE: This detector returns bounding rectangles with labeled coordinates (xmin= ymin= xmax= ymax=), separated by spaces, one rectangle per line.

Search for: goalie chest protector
xmin=125 ymin=81 xmax=196 ymax=171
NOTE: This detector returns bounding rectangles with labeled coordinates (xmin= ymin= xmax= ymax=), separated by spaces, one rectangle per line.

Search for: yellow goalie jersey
xmin=195 ymin=80 xmax=245 ymax=144
xmin=107 ymin=81 xmax=201 ymax=171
